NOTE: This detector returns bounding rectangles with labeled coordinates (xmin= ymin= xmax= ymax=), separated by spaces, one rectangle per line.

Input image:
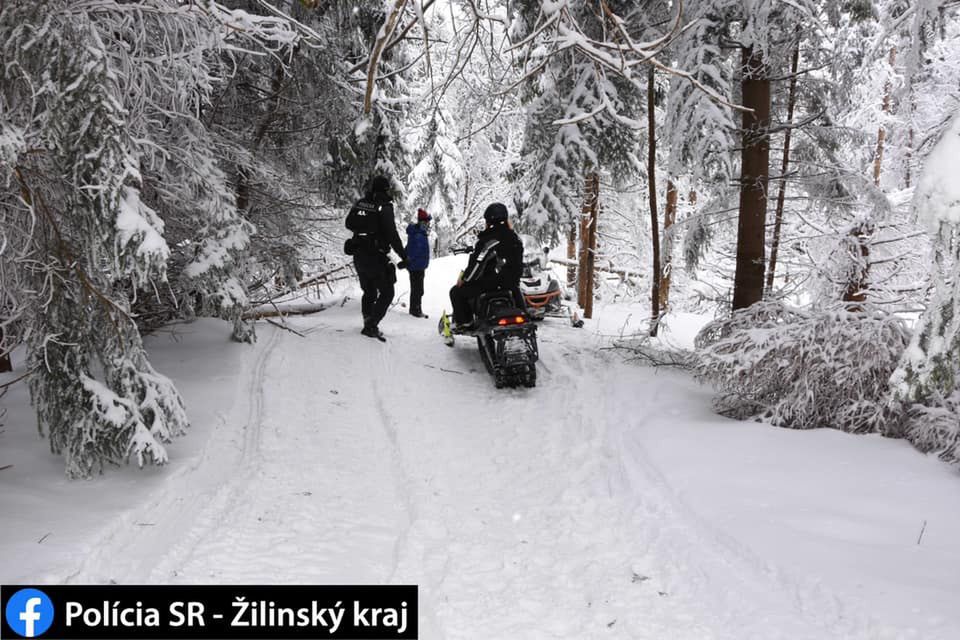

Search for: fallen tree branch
xmin=549 ymin=256 xmax=645 ymax=279
xmin=604 ymin=340 xmax=695 ymax=369
xmin=252 ymin=262 xmax=354 ymax=306
xmin=0 ymin=370 xmax=31 ymax=391
xmin=243 ymin=295 xmax=349 ymax=320
xmin=265 ymin=317 xmax=306 ymax=337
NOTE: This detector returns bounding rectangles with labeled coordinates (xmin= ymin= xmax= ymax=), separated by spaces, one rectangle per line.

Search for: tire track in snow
xmin=584 ymin=348 xmax=883 ymax=639
xmin=611 ymin=397 xmax=881 ymax=640
xmin=166 ymin=320 xmax=408 ymax=584
xmin=63 ymin=326 xmax=283 ymax=584
xmin=147 ymin=325 xmax=283 ymax=582
xmin=472 ymin=334 xmax=871 ymax=639
xmin=370 ymin=341 xmax=448 ymax=640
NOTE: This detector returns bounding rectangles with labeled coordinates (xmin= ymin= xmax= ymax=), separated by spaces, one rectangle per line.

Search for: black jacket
xmin=347 ymin=192 xmax=407 ymax=260
xmin=462 ymin=222 xmax=524 ymax=291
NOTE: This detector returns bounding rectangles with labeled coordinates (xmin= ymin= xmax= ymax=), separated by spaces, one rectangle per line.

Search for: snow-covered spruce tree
xmin=399 ymin=2 xmax=520 ymax=253
xmin=891 ymin=110 xmax=960 ymax=464
xmin=694 ymin=301 xmax=909 ymax=431
xmin=404 ymin=108 xmax=465 ymax=238
xmin=659 ymin=2 xmax=738 ymax=311
xmin=663 ymin=3 xmax=737 ymax=190
xmin=6 ymin=7 xmax=187 ymax=478
xmin=509 ymin=1 xmax=647 ymax=243
xmin=0 ymin=1 xmax=296 ymax=476
xmin=342 ymin=0 xmax=417 ymax=203
xmin=519 ymin=60 xmax=644 ymax=242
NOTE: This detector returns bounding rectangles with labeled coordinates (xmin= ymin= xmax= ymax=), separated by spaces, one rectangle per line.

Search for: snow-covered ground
xmin=2 ymin=255 xmax=959 ymax=639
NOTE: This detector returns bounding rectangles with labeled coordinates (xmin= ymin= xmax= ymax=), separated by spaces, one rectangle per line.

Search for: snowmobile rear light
xmin=498 ymin=316 xmax=526 ymax=326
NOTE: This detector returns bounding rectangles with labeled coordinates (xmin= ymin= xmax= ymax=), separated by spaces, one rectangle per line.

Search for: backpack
xmin=345 ymin=198 xmax=382 ymax=255
xmin=346 ymin=198 xmax=381 ymax=236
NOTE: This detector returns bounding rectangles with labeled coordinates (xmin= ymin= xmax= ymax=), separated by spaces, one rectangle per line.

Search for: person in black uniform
xmin=345 ymin=175 xmax=408 ymax=340
xmin=449 ymin=202 xmax=524 ymax=329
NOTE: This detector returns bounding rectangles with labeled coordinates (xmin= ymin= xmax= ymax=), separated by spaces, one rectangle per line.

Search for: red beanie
xmin=417 ymin=208 xmax=431 ymax=221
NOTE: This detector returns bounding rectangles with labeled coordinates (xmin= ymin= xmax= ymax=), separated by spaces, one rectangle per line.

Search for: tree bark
xmin=0 ymin=326 xmax=11 ymax=373
xmin=647 ymin=66 xmax=661 ymax=336
xmin=566 ymin=222 xmax=577 ymax=290
xmin=842 ymin=221 xmax=872 ymax=311
xmin=585 ymin=182 xmax=599 ymax=320
xmin=659 ymin=179 xmax=678 ymax=311
xmin=578 ymin=191 xmax=590 ymax=306
xmin=579 ymin=172 xmax=600 ymax=319
xmin=363 ymin=0 xmax=409 ymax=114
xmin=732 ymin=45 xmax=771 ymax=311
xmin=766 ymin=39 xmax=800 ymax=295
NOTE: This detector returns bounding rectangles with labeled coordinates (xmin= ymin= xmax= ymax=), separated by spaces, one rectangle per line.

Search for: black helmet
xmin=483 ymin=202 xmax=509 ymax=224
xmin=369 ymin=175 xmax=391 ymax=194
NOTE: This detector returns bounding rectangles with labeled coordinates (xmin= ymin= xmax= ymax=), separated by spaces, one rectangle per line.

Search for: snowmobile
xmin=439 ymin=289 xmax=539 ymax=389
xmin=518 ymin=239 xmax=584 ymax=328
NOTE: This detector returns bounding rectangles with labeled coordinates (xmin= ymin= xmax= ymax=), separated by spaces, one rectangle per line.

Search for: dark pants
xmin=449 ymin=282 xmax=485 ymax=325
xmin=409 ymin=270 xmax=425 ymax=315
xmin=354 ymin=251 xmax=395 ymax=328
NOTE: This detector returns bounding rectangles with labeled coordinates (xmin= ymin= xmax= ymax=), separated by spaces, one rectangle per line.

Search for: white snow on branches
xmin=0 ymin=123 xmax=25 ymax=165
xmin=695 ymin=302 xmax=910 ymax=433
xmin=914 ymin=111 xmax=960 ymax=228
xmin=116 ymin=185 xmax=170 ymax=269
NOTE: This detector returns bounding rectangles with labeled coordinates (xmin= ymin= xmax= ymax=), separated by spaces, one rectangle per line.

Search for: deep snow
xmin=1 ymin=255 xmax=959 ymax=639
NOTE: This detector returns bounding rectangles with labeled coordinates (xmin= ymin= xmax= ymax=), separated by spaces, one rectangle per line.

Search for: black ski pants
xmin=449 ymin=282 xmax=486 ymax=325
xmin=354 ymin=251 xmax=395 ymax=328
xmin=409 ymin=269 xmax=425 ymax=315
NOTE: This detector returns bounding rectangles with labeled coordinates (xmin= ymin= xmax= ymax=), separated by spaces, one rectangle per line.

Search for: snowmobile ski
xmin=439 ymin=311 xmax=455 ymax=347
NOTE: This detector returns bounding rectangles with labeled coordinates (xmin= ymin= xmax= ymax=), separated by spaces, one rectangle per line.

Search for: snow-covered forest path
xmin=63 ymin=310 xmax=847 ymax=638
xmin=52 ymin=271 xmax=922 ymax=639
xmin=4 ymin=258 xmax=950 ymax=639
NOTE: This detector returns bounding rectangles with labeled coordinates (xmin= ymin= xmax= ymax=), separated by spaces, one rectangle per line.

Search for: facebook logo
xmin=4 ymin=589 xmax=54 ymax=638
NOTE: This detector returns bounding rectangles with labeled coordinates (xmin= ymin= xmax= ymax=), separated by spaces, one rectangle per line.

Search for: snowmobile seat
xmin=474 ymin=289 xmax=526 ymax=322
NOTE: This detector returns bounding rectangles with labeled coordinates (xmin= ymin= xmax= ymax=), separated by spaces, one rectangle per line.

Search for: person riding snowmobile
xmin=448 ymin=202 xmax=524 ymax=329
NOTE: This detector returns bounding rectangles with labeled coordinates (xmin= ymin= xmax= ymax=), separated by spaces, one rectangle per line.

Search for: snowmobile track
xmin=63 ymin=327 xmax=284 ymax=584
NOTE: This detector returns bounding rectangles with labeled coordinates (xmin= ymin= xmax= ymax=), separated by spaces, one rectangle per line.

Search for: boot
xmin=361 ymin=324 xmax=386 ymax=341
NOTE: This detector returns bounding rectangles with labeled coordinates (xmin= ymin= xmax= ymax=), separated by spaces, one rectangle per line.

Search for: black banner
xmin=1 ymin=585 xmax=417 ymax=639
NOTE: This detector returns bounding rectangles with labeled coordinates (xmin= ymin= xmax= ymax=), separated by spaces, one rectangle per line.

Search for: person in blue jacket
xmin=405 ymin=208 xmax=431 ymax=318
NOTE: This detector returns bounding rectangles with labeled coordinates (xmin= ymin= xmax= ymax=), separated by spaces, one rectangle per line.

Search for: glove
xmin=397 ymin=260 xmax=408 ymax=270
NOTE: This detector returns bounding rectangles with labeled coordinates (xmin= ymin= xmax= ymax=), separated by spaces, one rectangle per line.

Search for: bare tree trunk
xmin=873 ymin=47 xmax=896 ymax=187
xmin=579 ymin=172 xmax=600 ymax=318
xmin=585 ymin=180 xmax=599 ymax=320
xmin=905 ymin=125 xmax=914 ymax=188
xmin=363 ymin=0 xmax=409 ymax=114
xmin=843 ymin=221 xmax=872 ymax=311
xmin=566 ymin=222 xmax=577 ymax=289
xmin=0 ymin=327 xmax=11 ymax=373
xmin=659 ymin=179 xmax=678 ymax=310
xmin=732 ymin=45 xmax=771 ymax=311
xmin=905 ymin=91 xmax=916 ymax=188
xmin=647 ymin=66 xmax=661 ymax=337
xmin=578 ymin=193 xmax=590 ymax=306
xmin=766 ymin=39 xmax=800 ymax=295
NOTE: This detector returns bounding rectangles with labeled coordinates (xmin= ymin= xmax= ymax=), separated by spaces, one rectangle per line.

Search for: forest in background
xmin=1 ymin=0 xmax=959 ymax=477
